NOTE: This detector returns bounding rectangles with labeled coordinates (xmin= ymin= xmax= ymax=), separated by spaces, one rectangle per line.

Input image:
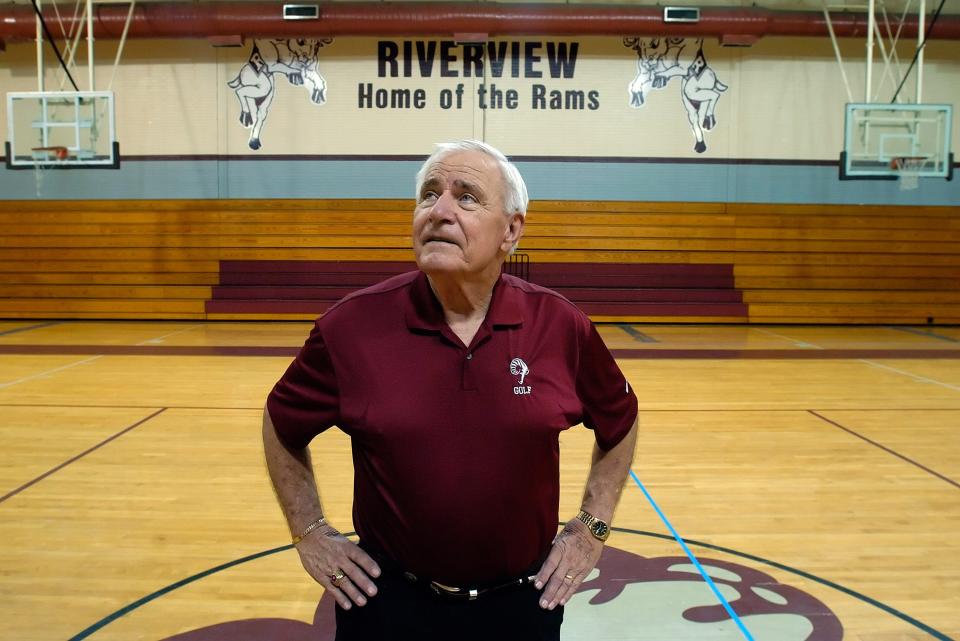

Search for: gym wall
xmin=2 ymin=35 xmax=958 ymax=204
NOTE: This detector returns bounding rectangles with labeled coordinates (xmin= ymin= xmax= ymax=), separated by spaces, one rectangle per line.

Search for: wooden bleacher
xmin=207 ymin=260 xmax=747 ymax=319
xmin=0 ymin=199 xmax=957 ymax=324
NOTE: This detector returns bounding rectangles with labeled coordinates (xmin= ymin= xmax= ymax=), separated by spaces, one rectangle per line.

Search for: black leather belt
xmin=358 ymin=541 xmax=540 ymax=602
xmin=403 ymin=571 xmax=538 ymax=602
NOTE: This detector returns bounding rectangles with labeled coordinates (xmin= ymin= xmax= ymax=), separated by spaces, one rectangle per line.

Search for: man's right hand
xmin=295 ymin=524 xmax=381 ymax=610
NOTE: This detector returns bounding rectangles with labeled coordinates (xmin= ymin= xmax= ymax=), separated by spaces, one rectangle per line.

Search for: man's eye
xmin=420 ymin=191 xmax=438 ymax=202
xmin=459 ymin=193 xmax=478 ymax=204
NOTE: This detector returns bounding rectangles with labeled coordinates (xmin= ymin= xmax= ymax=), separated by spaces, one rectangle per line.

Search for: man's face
xmin=413 ymin=150 xmax=522 ymax=277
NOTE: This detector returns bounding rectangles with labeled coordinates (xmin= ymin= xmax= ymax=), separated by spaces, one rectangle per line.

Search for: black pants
xmin=334 ymin=564 xmax=564 ymax=641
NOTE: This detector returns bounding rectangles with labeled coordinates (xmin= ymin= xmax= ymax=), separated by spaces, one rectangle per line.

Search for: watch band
xmin=576 ymin=509 xmax=610 ymax=541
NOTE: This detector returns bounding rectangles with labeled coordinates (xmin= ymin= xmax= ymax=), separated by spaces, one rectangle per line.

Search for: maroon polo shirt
xmin=267 ymin=271 xmax=637 ymax=585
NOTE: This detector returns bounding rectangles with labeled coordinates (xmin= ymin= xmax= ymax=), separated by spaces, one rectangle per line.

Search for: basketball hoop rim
xmin=31 ymin=145 xmax=70 ymax=161
xmin=889 ymin=156 xmax=930 ymax=171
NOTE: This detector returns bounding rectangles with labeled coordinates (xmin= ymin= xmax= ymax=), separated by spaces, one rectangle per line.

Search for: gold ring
xmin=564 ymin=573 xmax=575 ymax=581
xmin=330 ymin=569 xmax=346 ymax=587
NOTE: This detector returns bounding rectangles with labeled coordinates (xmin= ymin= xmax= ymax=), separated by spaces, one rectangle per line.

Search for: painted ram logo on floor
xmin=624 ymin=37 xmax=728 ymax=154
xmin=159 ymin=546 xmax=843 ymax=640
xmin=227 ymin=38 xmax=333 ymax=150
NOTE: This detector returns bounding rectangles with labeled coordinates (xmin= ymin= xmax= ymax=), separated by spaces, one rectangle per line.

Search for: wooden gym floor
xmin=1 ymin=320 xmax=958 ymax=641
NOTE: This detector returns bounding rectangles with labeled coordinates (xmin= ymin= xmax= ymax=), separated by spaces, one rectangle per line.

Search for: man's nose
xmin=428 ymin=191 xmax=457 ymax=223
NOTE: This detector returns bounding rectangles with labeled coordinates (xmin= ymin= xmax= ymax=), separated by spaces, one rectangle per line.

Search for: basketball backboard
xmin=5 ymin=91 xmax=119 ymax=169
xmin=840 ymin=103 xmax=952 ymax=180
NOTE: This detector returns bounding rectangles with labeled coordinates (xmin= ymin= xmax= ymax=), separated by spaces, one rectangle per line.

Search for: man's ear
xmin=501 ymin=213 xmax=525 ymax=253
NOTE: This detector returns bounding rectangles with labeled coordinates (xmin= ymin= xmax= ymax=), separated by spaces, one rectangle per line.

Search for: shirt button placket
xmin=462 ymin=351 xmax=476 ymax=390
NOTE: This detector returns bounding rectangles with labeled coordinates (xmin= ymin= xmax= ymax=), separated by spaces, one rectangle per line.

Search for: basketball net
xmin=892 ymin=157 xmax=926 ymax=192
xmin=30 ymin=147 xmax=68 ymax=197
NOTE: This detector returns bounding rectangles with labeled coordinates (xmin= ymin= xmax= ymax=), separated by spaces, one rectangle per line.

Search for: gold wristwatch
xmin=576 ymin=509 xmax=610 ymax=541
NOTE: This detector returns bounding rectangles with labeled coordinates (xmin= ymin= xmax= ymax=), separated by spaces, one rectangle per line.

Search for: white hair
xmin=414 ymin=140 xmax=529 ymax=218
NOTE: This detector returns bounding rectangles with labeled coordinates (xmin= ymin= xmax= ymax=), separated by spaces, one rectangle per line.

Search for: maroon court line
xmin=609 ymin=348 xmax=960 ymax=359
xmin=2 ymin=345 xmax=960 ymax=359
xmin=808 ymin=410 xmax=960 ymax=490
xmin=0 ymin=403 xmax=263 ymax=410
xmin=0 ymin=404 xmax=959 ymax=414
xmin=0 ymin=345 xmax=298 ymax=356
xmin=0 ymin=407 xmax=168 ymax=505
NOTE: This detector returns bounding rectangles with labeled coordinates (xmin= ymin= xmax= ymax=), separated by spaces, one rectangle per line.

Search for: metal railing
xmin=502 ymin=252 xmax=530 ymax=281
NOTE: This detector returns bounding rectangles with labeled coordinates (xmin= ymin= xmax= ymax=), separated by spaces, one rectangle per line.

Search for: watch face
xmin=592 ymin=521 xmax=610 ymax=539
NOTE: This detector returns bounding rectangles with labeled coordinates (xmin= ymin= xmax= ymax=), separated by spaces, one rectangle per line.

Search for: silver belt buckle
xmin=430 ymin=575 xmax=533 ymax=600
xmin=430 ymin=581 xmax=480 ymax=600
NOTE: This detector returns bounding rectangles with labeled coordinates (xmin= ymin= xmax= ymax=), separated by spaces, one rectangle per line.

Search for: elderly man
xmin=263 ymin=140 xmax=638 ymax=640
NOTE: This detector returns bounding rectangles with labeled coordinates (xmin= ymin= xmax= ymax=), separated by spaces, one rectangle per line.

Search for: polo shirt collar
xmin=405 ymin=271 xmax=523 ymax=333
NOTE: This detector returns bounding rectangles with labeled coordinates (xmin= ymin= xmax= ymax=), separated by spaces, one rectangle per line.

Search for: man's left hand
xmin=534 ymin=518 xmax=603 ymax=610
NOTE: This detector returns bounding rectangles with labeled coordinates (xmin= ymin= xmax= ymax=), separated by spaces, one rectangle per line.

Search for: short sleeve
xmin=576 ymin=320 xmax=638 ymax=450
xmin=266 ymin=321 xmax=340 ymax=449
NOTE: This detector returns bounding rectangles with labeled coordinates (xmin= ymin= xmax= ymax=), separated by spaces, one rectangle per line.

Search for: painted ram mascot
xmin=227 ymin=38 xmax=333 ymax=150
xmin=624 ymin=37 xmax=728 ymax=153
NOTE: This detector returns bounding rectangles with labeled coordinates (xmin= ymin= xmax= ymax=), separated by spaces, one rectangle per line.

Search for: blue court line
xmin=622 ymin=528 xmax=954 ymax=641
xmin=889 ymin=326 xmax=960 ymax=343
xmin=0 ymin=321 xmax=62 ymax=337
xmin=616 ymin=324 xmax=659 ymax=343
xmin=629 ymin=469 xmax=756 ymax=641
